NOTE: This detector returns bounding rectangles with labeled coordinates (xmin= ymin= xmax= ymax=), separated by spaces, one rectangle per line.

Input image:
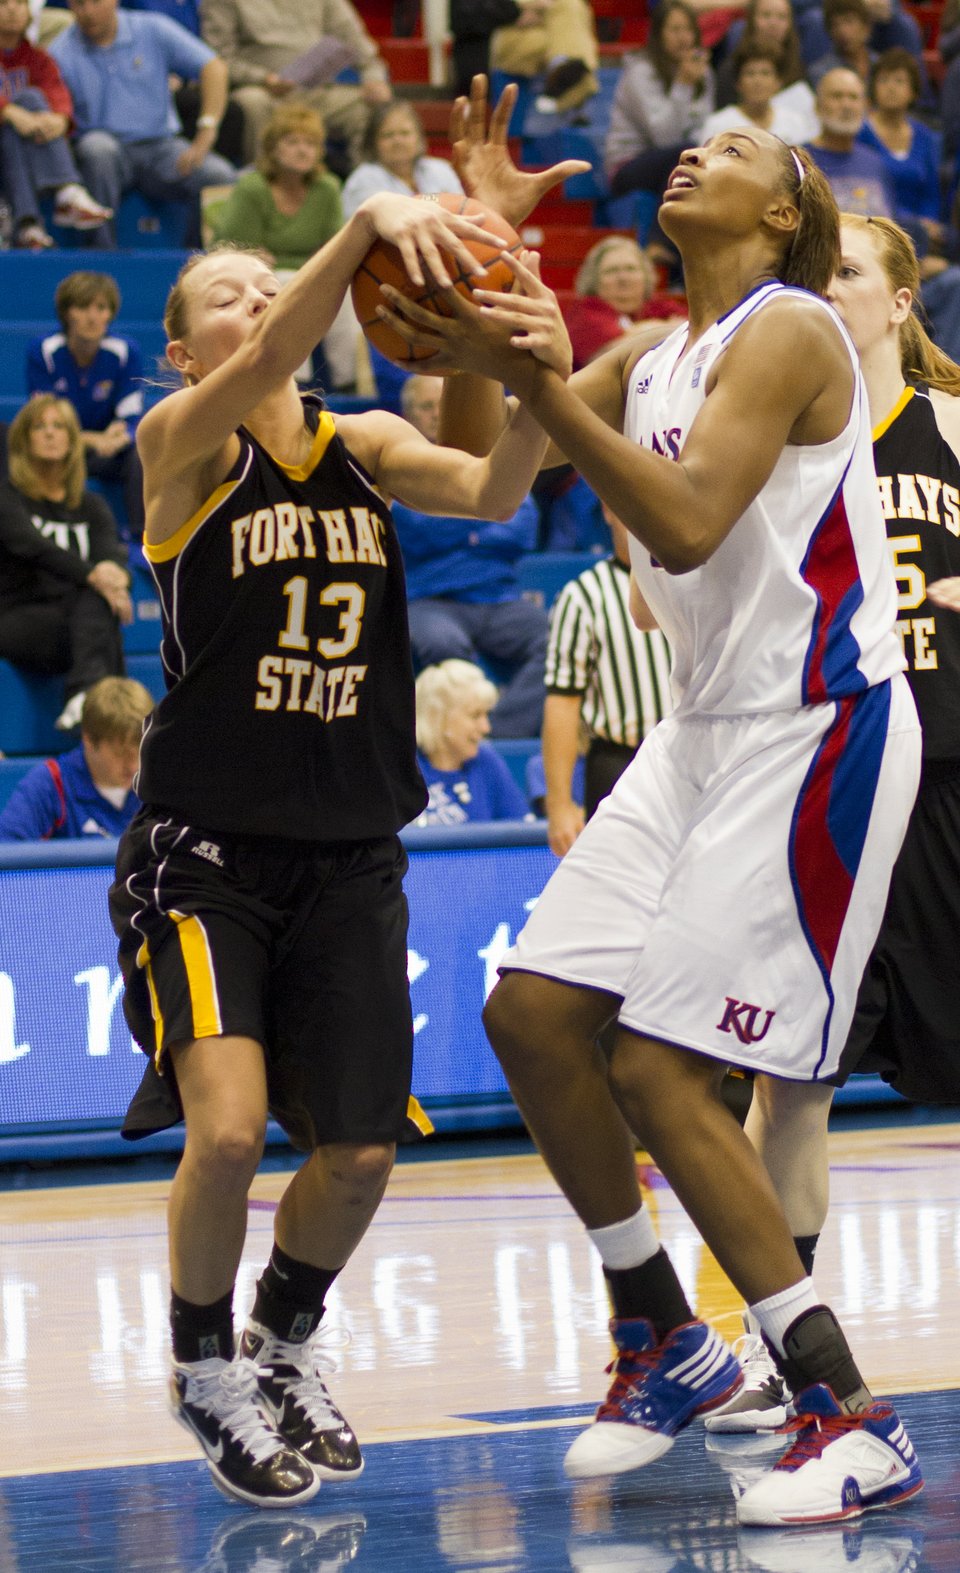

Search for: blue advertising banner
xmin=0 ymin=835 xmax=557 ymax=1145
xmin=0 ymin=826 xmax=903 ymax=1158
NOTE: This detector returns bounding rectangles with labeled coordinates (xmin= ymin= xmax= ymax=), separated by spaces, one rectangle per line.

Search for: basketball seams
xmin=351 ymin=192 xmax=521 ymax=366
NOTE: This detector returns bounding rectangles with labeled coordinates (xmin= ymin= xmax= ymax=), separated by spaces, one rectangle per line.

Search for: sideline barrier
xmin=0 ymin=826 xmax=906 ymax=1162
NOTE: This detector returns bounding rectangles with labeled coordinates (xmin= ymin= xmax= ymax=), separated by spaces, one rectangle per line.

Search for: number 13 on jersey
xmin=255 ymin=574 xmax=369 ymax=718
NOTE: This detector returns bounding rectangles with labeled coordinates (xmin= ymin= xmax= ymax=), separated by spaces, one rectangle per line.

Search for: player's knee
xmin=323 ymin=1141 xmax=395 ymax=1194
xmin=608 ymin=1033 xmax=718 ymax=1126
xmin=190 ymin=1120 xmax=265 ymax=1186
xmin=483 ymin=975 xmax=552 ymax=1074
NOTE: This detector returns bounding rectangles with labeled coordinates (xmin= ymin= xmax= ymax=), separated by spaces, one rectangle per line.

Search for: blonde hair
xmin=574 ymin=236 xmax=654 ymax=301
xmin=162 ymin=242 xmax=275 ymax=381
xmin=8 ymin=395 xmax=86 ymax=508
xmin=81 ymin=677 xmax=154 ymax=745
xmin=415 ymin=659 xmax=498 ymax=758
xmin=257 ymin=101 xmax=326 ymax=182
xmin=841 ymin=213 xmax=960 ymax=394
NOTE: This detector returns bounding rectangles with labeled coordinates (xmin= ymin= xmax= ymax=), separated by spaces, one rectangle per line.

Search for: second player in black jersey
xmin=872 ymin=382 xmax=960 ymax=760
xmin=739 ymin=214 xmax=960 ymax=1436
xmin=107 ymin=184 xmax=571 ymax=1508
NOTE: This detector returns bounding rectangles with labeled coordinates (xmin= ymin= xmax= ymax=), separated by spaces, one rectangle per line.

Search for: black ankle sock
xmin=781 ymin=1305 xmax=872 ymax=1411
xmin=604 ymin=1248 xmax=693 ymax=1340
xmin=252 ymin=1243 xmax=340 ymax=1343
xmin=793 ymin=1233 xmax=820 ymax=1276
xmin=170 ymin=1287 xmax=235 ymax=1363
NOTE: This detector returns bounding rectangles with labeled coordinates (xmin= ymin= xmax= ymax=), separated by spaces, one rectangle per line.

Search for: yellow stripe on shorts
xmin=142 ymin=951 xmax=165 ymax=1071
xmin=169 ymin=910 xmax=223 ymax=1040
xmin=407 ymin=1096 xmax=434 ymax=1136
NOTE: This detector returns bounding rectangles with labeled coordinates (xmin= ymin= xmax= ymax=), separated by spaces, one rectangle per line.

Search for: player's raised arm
xmin=138 ymin=193 xmax=508 ymax=485
xmin=450 ymin=75 xmax=591 ymax=229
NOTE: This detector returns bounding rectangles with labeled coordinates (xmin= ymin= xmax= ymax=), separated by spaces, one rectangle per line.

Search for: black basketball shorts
xmin=109 ymin=810 xmax=431 ymax=1150
xmin=837 ymin=763 xmax=960 ymax=1103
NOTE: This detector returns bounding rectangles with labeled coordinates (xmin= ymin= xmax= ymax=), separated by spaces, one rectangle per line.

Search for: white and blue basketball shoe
xmin=737 ymin=1384 xmax=923 ymax=1526
xmin=563 ymin=1316 xmax=743 ymax=1478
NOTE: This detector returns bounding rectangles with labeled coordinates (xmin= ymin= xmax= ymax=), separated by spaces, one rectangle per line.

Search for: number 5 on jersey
xmin=890 ymin=534 xmax=937 ymax=671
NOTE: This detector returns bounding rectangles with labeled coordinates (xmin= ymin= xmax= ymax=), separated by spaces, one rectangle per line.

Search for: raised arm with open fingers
xmin=451 ymin=75 xmax=591 ymax=228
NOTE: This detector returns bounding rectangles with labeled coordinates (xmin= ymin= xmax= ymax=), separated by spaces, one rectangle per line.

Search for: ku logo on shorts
xmin=716 ymin=998 xmax=776 ymax=1045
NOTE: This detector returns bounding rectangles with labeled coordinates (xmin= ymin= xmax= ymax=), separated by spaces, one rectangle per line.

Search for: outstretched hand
xmin=450 ymin=75 xmax=591 ymax=228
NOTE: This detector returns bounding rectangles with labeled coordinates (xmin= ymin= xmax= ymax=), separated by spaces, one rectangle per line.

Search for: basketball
xmin=351 ymin=192 xmax=523 ymax=367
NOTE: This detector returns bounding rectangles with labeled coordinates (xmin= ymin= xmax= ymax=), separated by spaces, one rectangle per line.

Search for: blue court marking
xmin=454 ymin=1403 xmax=596 ymax=1424
xmin=4 ymin=1387 xmax=957 ymax=1572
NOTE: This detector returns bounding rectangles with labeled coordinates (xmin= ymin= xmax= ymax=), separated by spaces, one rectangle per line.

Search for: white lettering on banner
xmin=0 ymin=974 xmax=29 ymax=1063
xmin=478 ymin=923 xmax=512 ymax=1001
xmin=74 ymin=967 xmax=126 ymax=1056
xmin=407 ymin=949 xmax=429 ymax=1035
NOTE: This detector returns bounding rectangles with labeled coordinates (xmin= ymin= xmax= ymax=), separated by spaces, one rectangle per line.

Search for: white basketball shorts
xmin=503 ymin=675 xmax=921 ymax=1081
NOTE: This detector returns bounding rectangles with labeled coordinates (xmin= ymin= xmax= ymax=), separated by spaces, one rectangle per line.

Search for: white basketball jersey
xmin=624 ymin=281 xmax=905 ymax=715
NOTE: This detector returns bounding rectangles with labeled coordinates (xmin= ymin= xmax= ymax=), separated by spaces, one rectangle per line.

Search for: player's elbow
xmin=659 ymin=517 xmax=725 ymax=574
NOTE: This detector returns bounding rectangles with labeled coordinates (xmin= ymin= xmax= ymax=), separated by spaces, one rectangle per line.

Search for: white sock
xmin=586 ymin=1208 xmax=659 ymax=1271
xmin=749 ymin=1277 xmax=820 ymax=1357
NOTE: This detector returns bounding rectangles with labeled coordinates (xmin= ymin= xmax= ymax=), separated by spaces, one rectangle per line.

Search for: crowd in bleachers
xmin=1 ymin=0 xmax=958 ymax=833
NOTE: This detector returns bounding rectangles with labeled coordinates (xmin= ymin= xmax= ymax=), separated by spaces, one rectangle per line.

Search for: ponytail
xmin=900 ymin=311 xmax=960 ymax=395
xmin=778 ymin=146 xmax=840 ymax=298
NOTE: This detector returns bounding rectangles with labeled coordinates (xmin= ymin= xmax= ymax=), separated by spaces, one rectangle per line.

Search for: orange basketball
xmin=351 ymin=192 xmax=523 ymax=367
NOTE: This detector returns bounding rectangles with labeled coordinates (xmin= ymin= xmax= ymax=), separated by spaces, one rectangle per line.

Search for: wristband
xmin=196 ymin=115 xmax=218 ymax=129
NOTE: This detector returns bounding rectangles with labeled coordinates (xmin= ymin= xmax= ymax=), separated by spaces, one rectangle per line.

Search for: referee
xmin=543 ymin=501 xmax=672 ymax=856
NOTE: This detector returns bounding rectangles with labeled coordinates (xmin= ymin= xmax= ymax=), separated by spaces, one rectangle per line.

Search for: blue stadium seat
xmin=0 ymin=249 xmax=188 ymax=319
xmin=489 ymin=736 xmax=540 ymax=795
xmin=112 ymin=191 xmax=193 ymax=251
xmin=124 ymin=652 xmax=167 ymax=703
xmin=515 ymin=551 xmax=596 ymax=609
xmin=0 ymin=755 xmax=43 ymax=810
xmin=123 ymin=554 xmax=163 ymax=654
xmin=0 ymin=661 xmax=64 ymax=755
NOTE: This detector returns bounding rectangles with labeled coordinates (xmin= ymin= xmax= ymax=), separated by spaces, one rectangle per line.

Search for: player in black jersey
xmin=713 ymin=213 xmax=960 ymax=1433
xmin=106 ymin=189 xmax=571 ymax=1507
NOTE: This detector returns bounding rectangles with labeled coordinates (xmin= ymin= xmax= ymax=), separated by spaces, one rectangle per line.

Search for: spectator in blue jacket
xmin=0 ymin=674 xmax=153 ymax=841
xmin=394 ymin=375 xmax=549 ymax=738
xmin=413 ymin=660 xmax=531 ymax=826
xmin=50 ymin=0 xmax=236 ymax=247
xmin=26 ymin=271 xmax=145 ymax=534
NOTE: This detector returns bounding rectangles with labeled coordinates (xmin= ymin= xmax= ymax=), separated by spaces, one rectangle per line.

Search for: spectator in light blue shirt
xmin=50 ymin=0 xmax=236 ymax=246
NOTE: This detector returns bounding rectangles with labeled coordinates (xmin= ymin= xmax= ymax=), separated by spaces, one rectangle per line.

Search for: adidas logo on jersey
xmin=635 ymin=374 xmax=652 ymax=395
xmin=190 ymin=840 xmax=225 ymax=868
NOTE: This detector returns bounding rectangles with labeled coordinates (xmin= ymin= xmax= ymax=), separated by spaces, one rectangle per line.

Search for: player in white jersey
xmin=379 ymin=79 xmax=924 ymax=1526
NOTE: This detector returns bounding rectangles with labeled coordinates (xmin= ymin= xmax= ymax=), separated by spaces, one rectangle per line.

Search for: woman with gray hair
xmin=341 ymin=101 xmax=462 ymax=218
xmin=414 ymin=658 xmax=531 ymax=825
xmin=563 ymin=235 xmax=686 ymax=369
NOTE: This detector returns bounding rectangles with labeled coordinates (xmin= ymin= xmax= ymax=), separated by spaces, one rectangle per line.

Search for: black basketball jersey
xmin=138 ymin=399 xmax=427 ymax=840
xmin=873 ymin=385 xmax=960 ymax=760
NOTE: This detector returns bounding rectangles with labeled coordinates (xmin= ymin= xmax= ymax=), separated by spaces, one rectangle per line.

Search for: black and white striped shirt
xmin=545 ymin=556 xmax=672 ymax=747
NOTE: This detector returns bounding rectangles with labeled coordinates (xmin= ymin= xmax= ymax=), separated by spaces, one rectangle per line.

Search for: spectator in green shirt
xmin=211 ymin=100 xmax=359 ymax=388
